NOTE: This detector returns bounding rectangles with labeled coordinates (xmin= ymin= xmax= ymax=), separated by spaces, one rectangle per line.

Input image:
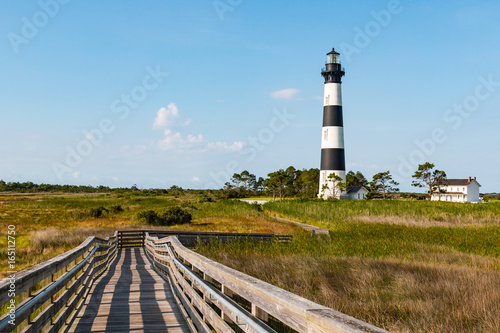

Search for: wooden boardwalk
xmin=68 ymin=248 xmax=190 ymax=333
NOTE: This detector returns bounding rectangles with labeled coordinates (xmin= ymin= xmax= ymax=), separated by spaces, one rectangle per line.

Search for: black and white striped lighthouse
xmin=319 ymin=48 xmax=346 ymax=199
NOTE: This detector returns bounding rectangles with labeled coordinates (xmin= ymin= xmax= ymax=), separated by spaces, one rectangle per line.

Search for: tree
xmin=346 ymin=170 xmax=369 ymax=189
xmin=346 ymin=171 xmax=358 ymax=187
xmin=263 ymin=170 xmax=290 ymax=201
xmin=230 ymin=170 xmax=257 ymax=196
xmin=370 ymin=171 xmax=399 ymax=199
xmin=411 ymin=162 xmax=447 ymax=197
xmin=239 ymin=170 xmax=256 ymax=193
xmin=320 ymin=173 xmax=346 ymax=199
xmin=285 ymin=166 xmax=298 ymax=197
xmin=355 ymin=171 xmax=369 ymax=188
xmin=297 ymin=168 xmax=319 ymax=198
xmin=254 ymin=177 xmax=265 ymax=194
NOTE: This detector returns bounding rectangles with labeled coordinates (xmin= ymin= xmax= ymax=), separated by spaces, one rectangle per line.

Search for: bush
xmin=137 ymin=210 xmax=158 ymax=224
xmin=87 ymin=206 xmax=107 ymax=218
xmin=109 ymin=205 xmax=124 ymax=213
xmin=137 ymin=206 xmax=192 ymax=226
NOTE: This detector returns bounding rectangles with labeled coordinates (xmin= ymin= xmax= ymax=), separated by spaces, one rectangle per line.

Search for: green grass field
xmin=196 ymin=199 xmax=500 ymax=333
xmin=1 ymin=194 xmax=499 ymax=332
xmin=0 ymin=193 xmax=303 ymax=276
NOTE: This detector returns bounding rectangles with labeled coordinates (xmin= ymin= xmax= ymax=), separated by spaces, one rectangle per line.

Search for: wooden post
xmin=221 ymin=285 xmax=234 ymax=323
xmin=203 ymin=273 xmax=214 ymax=305
xmin=252 ymin=304 xmax=269 ymax=322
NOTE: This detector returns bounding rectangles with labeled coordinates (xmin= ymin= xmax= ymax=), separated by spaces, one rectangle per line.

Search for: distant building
xmin=346 ymin=186 xmax=369 ymax=200
xmin=430 ymin=177 xmax=481 ymax=203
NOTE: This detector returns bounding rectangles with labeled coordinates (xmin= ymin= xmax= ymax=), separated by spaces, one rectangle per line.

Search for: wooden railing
xmin=1 ymin=230 xmax=388 ymax=333
xmin=145 ymin=233 xmax=389 ymax=333
xmin=119 ymin=230 xmax=292 ymax=248
xmin=0 ymin=232 xmax=118 ymax=333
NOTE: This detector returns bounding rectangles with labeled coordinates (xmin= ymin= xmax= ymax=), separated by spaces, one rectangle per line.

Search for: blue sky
xmin=1 ymin=0 xmax=499 ymax=192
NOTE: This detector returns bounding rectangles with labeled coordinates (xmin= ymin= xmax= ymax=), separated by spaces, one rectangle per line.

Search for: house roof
xmin=445 ymin=179 xmax=472 ymax=185
xmin=434 ymin=179 xmax=481 ymax=187
xmin=347 ymin=186 xmax=367 ymax=193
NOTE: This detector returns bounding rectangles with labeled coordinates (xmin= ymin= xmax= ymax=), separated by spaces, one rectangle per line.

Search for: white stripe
xmin=318 ymin=170 xmax=347 ymax=199
xmin=319 ymin=170 xmax=346 ymax=184
xmin=324 ymin=83 xmax=342 ymax=106
xmin=321 ymin=126 xmax=344 ymax=149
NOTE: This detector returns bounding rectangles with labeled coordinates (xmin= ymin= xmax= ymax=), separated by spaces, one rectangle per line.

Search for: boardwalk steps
xmin=0 ymin=230 xmax=389 ymax=333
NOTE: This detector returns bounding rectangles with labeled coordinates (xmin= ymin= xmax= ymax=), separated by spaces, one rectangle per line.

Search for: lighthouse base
xmin=318 ymin=170 xmax=346 ymax=200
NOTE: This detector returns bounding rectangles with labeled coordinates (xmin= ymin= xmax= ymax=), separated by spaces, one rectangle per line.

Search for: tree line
xmin=0 ymin=181 xmax=112 ymax=193
xmin=221 ymin=167 xmax=399 ymax=200
xmin=222 ymin=162 xmax=476 ymax=201
xmin=2 ymin=162 xmax=491 ymax=200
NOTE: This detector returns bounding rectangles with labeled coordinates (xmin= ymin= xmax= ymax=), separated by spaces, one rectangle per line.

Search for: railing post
xmin=221 ymin=285 xmax=234 ymax=323
xmin=252 ymin=304 xmax=269 ymax=322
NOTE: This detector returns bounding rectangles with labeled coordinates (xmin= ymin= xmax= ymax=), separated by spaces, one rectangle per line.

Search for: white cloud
xmin=153 ymin=103 xmax=242 ymax=153
xmin=158 ymin=130 xmax=182 ymax=150
xmin=186 ymin=134 xmax=203 ymax=143
xmin=271 ymin=88 xmax=300 ymax=99
xmin=157 ymin=131 xmax=242 ymax=153
xmin=207 ymin=141 xmax=244 ymax=152
xmin=153 ymin=103 xmax=179 ymax=129
xmin=191 ymin=177 xmax=200 ymax=182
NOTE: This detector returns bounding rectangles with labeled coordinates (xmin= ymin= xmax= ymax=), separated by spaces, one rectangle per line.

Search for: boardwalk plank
xmin=68 ymin=248 xmax=190 ymax=333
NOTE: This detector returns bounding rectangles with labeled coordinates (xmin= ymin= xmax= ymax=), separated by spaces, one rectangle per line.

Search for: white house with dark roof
xmin=430 ymin=176 xmax=481 ymax=203
xmin=346 ymin=186 xmax=369 ymax=200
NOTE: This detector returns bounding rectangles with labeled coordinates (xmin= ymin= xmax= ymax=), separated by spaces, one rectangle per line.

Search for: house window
xmin=463 ymin=187 xmax=465 ymax=192
xmin=324 ymin=129 xmax=328 ymax=140
xmin=325 ymin=95 xmax=330 ymax=104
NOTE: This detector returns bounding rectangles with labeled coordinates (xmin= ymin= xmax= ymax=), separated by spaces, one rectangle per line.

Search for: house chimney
xmin=358 ymin=181 xmax=363 ymax=187
xmin=468 ymin=176 xmax=471 ymax=182
xmin=473 ymin=176 xmax=476 ymax=180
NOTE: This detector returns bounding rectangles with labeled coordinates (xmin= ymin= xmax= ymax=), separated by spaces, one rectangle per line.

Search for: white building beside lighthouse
xmin=319 ymin=48 xmax=347 ymax=199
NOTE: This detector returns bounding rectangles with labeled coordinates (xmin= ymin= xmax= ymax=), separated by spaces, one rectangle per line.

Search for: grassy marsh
xmin=1 ymin=194 xmax=499 ymax=332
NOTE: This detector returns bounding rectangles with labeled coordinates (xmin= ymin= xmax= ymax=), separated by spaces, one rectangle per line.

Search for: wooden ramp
xmin=68 ymin=248 xmax=191 ymax=333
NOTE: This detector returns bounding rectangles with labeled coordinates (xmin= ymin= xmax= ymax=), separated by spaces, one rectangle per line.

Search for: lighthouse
xmin=319 ymin=48 xmax=346 ymax=199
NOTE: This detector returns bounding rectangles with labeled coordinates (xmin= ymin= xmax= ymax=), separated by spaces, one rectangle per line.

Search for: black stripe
xmin=323 ymin=105 xmax=343 ymax=126
xmin=320 ymin=148 xmax=345 ymax=171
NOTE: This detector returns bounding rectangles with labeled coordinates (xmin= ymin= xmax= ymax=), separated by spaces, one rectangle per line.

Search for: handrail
xmin=145 ymin=233 xmax=389 ymax=333
xmin=0 ymin=231 xmax=118 ymax=333
xmin=1 ymin=230 xmax=388 ymax=333
xmin=157 ymin=240 xmax=275 ymax=333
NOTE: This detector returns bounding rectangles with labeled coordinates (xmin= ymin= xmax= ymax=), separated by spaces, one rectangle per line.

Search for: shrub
xmin=87 ymin=206 xmax=107 ymax=218
xmin=109 ymin=205 xmax=124 ymax=213
xmin=137 ymin=206 xmax=191 ymax=226
xmin=157 ymin=206 xmax=192 ymax=225
xmin=137 ymin=210 xmax=158 ymax=224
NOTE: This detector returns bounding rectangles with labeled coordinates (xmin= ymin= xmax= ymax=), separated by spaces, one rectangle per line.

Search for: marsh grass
xmin=264 ymin=199 xmax=500 ymax=227
xmin=196 ymin=199 xmax=500 ymax=332
xmin=0 ymin=195 xmax=302 ymax=277
xmin=2 ymin=194 xmax=499 ymax=332
xmin=196 ymin=236 xmax=500 ymax=333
